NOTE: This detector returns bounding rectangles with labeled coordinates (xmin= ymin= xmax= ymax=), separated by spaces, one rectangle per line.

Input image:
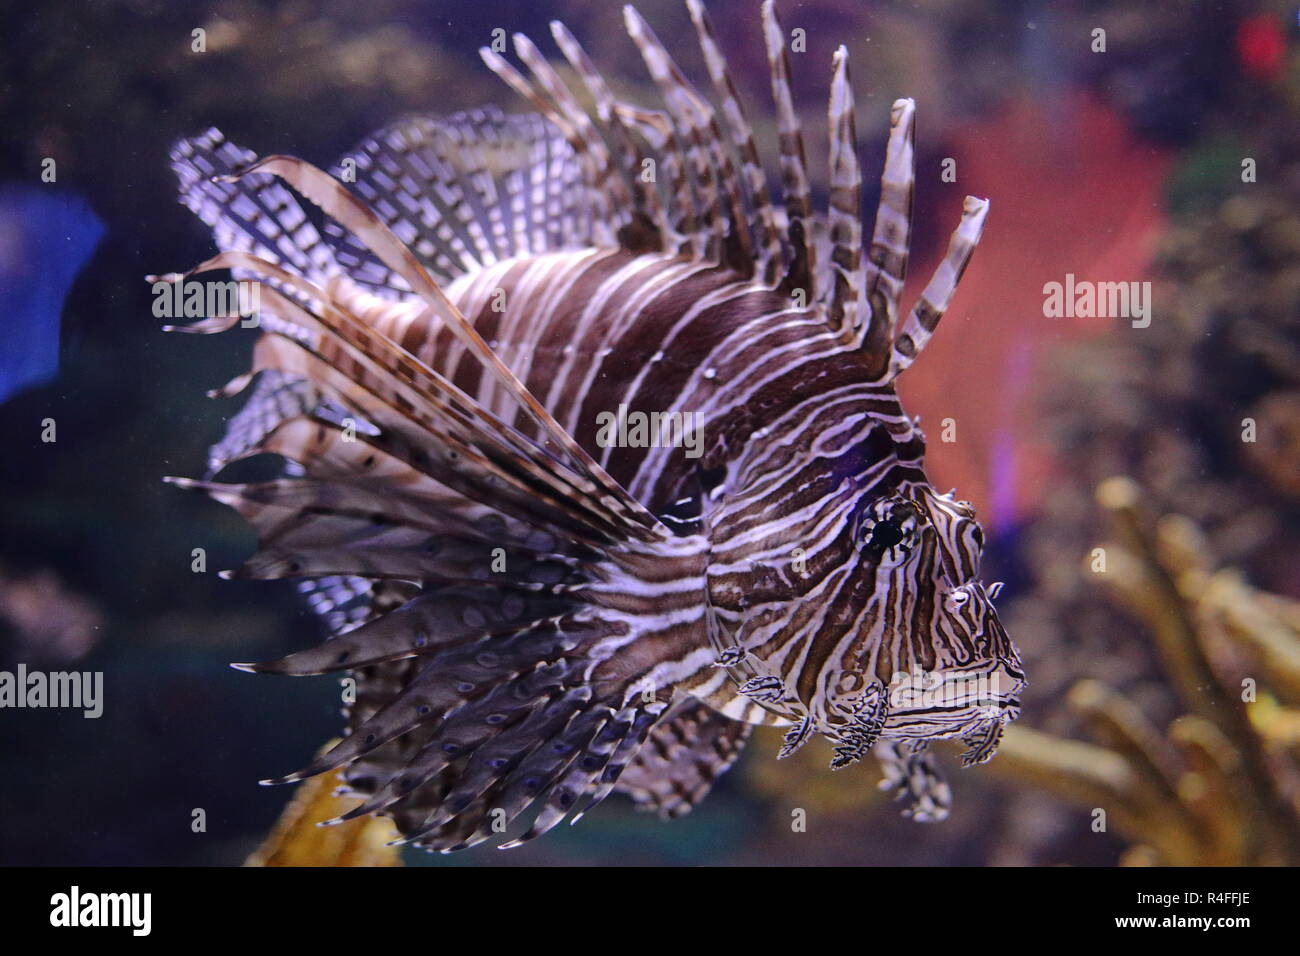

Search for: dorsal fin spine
xmin=825 ymin=45 xmax=862 ymax=339
xmin=687 ymin=0 xmax=783 ymax=284
xmin=761 ymin=0 xmax=816 ymax=296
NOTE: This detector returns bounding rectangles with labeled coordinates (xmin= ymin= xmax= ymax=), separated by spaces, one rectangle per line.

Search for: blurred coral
xmin=994 ymin=50 xmax=1300 ymax=862
xmin=989 ymin=479 xmax=1300 ymax=866
xmin=245 ymin=743 xmax=403 ymax=867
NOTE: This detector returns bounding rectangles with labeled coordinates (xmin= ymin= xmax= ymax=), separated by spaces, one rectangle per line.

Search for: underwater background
xmin=1 ymin=0 xmax=1297 ymax=866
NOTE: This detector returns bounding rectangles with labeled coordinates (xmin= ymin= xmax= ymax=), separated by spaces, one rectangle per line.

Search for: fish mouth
xmin=882 ymin=663 xmax=1023 ymax=740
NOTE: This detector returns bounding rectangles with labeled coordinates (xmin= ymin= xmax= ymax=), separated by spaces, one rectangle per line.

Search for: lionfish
xmin=161 ymin=0 xmax=1024 ymax=851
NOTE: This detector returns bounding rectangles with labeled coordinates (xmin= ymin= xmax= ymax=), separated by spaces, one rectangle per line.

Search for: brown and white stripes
xmin=161 ymin=0 xmax=1021 ymax=850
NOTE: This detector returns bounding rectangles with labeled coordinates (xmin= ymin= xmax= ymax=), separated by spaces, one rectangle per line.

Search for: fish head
xmin=804 ymin=484 xmax=1024 ymax=764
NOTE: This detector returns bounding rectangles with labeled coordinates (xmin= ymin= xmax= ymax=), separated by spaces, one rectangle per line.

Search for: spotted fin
xmin=876 ymin=740 xmax=952 ymax=823
xmin=171 ymin=128 xmax=340 ymax=290
xmin=322 ymin=107 xmax=592 ymax=296
xmin=614 ymin=697 xmax=752 ymax=818
xmin=165 ymin=117 xmax=728 ymax=852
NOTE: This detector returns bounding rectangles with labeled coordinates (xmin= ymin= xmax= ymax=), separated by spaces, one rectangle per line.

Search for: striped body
xmin=162 ymin=0 xmax=1023 ymax=850
xmin=351 ymin=252 xmax=1018 ymax=737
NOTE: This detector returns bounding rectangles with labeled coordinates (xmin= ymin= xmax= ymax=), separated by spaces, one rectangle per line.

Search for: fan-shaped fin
xmin=168 ymin=246 xmax=663 ymax=545
xmin=415 ymin=701 xmax=615 ymax=851
xmin=218 ymin=154 xmax=666 ymax=540
xmin=273 ymin=602 xmax=697 ymax=851
xmin=337 ymin=681 xmax=594 ymax=829
xmin=205 ymin=370 xmax=320 ymax=477
xmin=167 ymin=473 xmax=579 ymax=587
xmin=171 ymin=128 xmax=339 ymax=290
xmin=240 ymin=586 xmax=565 ymax=677
xmin=297 ymin=576 xmax=417 ymax=637
xmin=614 ymin=696 xmax=752 ymax=817
xmin=326 ymin=108 xmax=593 ymax=297
xmin=500 ymin=701 xmax=662 ymax=848
xmin=478 ymin=48 xmax=618 ymax=250
xmin=510 ymin=32 xmax=634 ymax=240
xmin=268 ymin=618 xmax=584 ymax=784
xmin=876 ymin=740 xmax=952 ymax=822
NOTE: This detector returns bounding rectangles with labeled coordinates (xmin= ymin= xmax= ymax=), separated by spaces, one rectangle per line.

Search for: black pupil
xmin=868 ymin=518 xmax=905 ymax=550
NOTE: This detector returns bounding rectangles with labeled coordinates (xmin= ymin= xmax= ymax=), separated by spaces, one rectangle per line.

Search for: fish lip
xmin=882 ymin=705 xmax=1017 ymax=738
xmin=879 ymin=662 xmax=1023 ymax=739
xmin=886 ymin=663 xmax=1022 ymax=706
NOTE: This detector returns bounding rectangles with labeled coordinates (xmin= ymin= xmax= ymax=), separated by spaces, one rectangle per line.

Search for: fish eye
xmin=856 ymin=497 xmax=922 ymax=557
xmin=867 ymin=518 xmax=906 ymax=551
